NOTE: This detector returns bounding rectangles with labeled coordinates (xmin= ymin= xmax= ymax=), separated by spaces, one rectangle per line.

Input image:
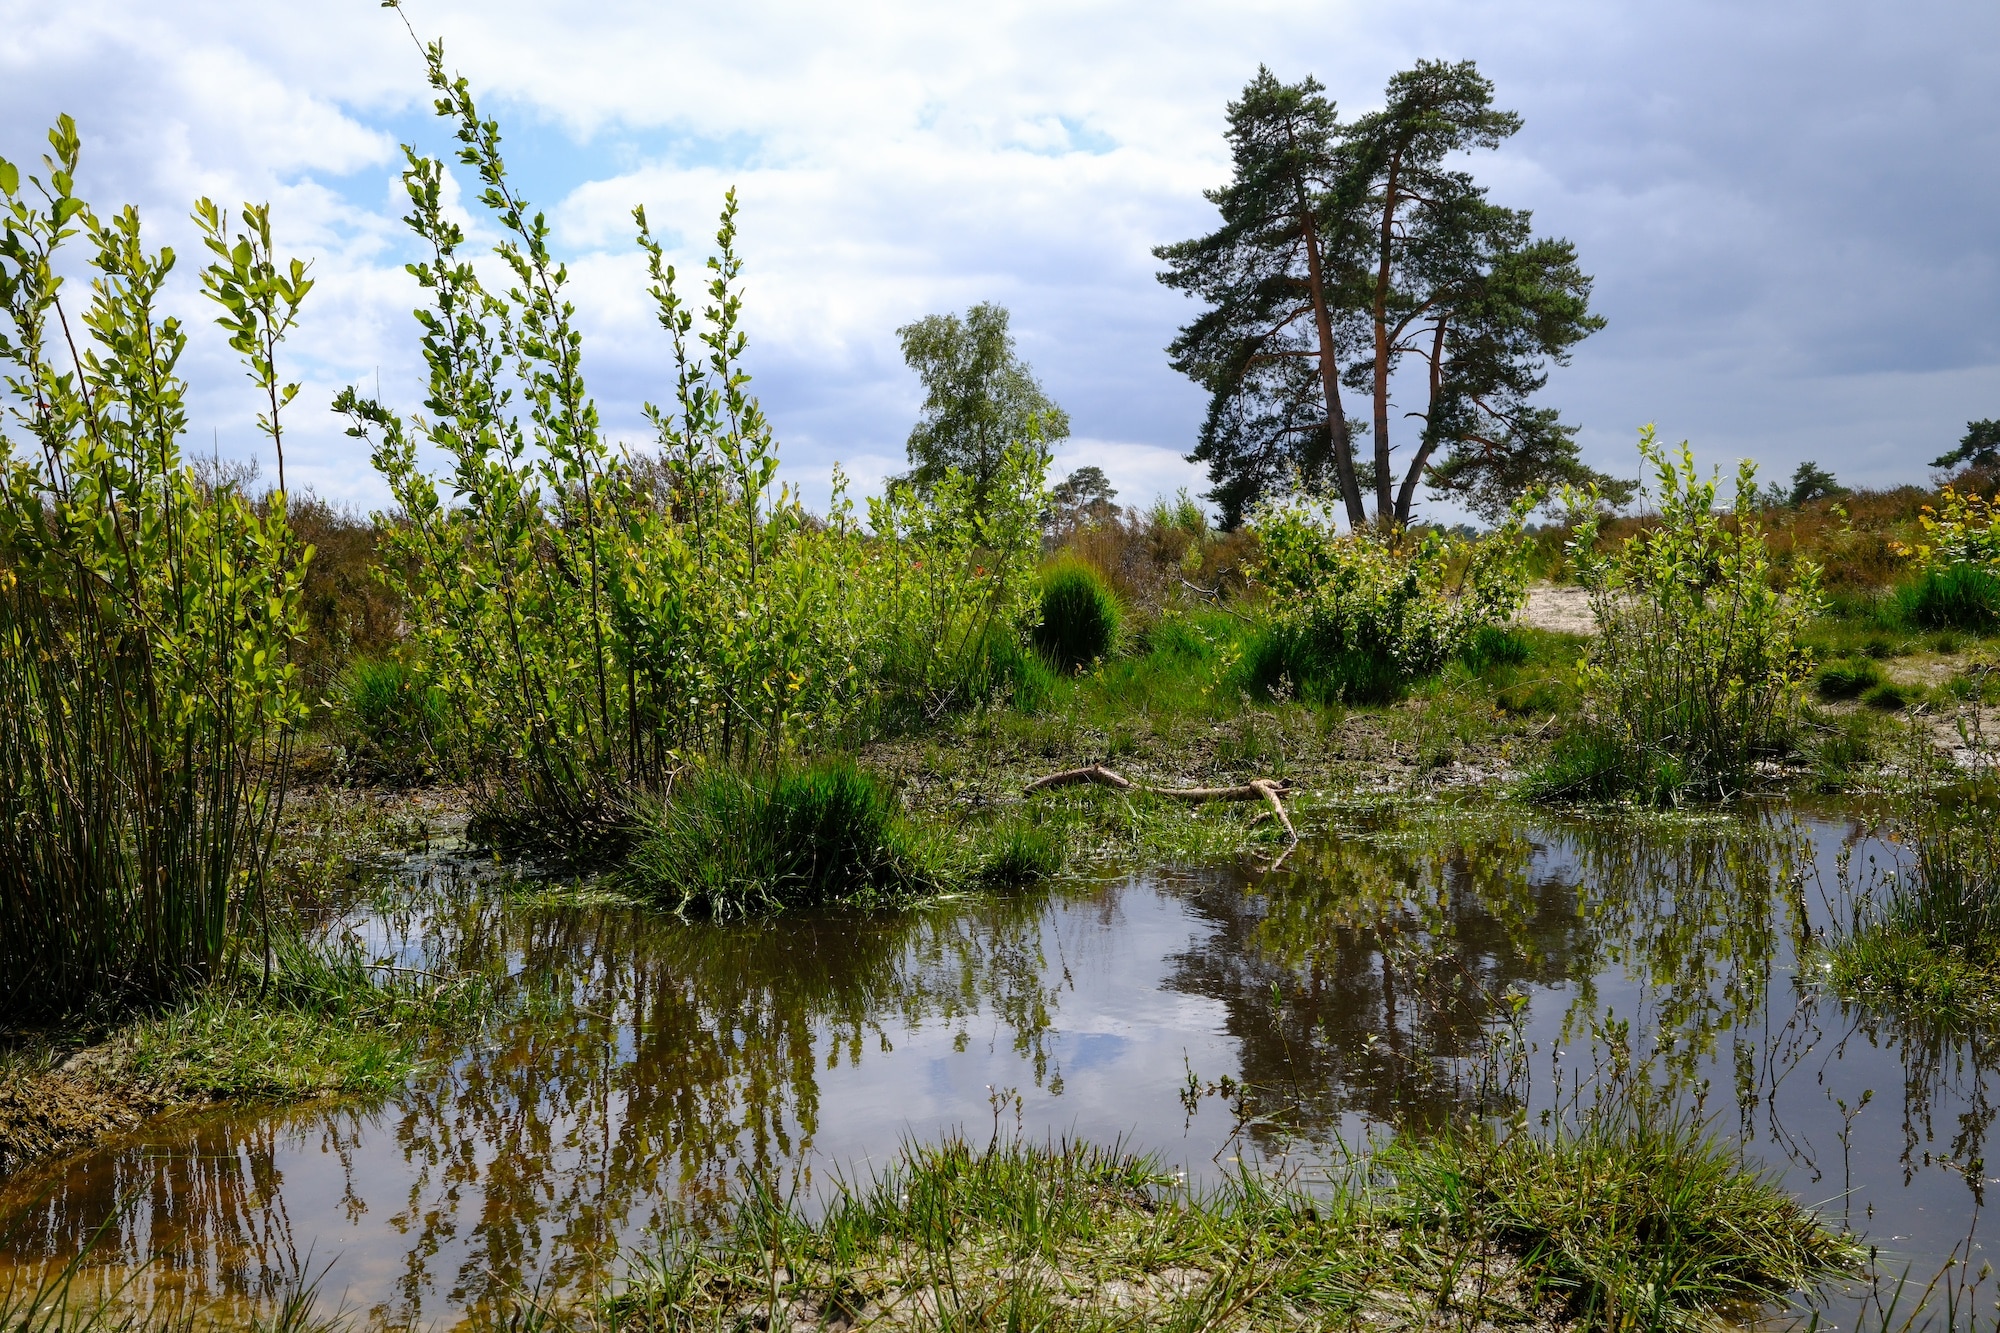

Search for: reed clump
xmin=0 ymin=120 xmax=309 ymax=1017
xmin=1033 ymin=556 xmax=1121 ymax=672
xmin=625 ymin=762 xmax=935 ymax=918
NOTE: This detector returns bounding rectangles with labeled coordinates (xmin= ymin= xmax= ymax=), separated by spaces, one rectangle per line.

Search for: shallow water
xmin=1 ymin=802 xmax=1994 ymax=1328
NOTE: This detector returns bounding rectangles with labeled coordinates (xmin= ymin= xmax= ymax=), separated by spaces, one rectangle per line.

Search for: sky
xmin=2 ymin=0 xmax=1995 ymax=520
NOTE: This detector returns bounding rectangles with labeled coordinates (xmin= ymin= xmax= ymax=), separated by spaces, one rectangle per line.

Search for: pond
xmin=0 ymin=801 xmax=1991 ymax=1329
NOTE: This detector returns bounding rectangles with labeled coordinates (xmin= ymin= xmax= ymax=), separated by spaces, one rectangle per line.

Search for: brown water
xmin=0 ymin=802 xmax=1992 ymax=1328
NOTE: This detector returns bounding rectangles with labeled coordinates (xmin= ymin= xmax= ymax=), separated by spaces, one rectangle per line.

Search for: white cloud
xmin=2 ymin=0 xmax=1994 ymax=516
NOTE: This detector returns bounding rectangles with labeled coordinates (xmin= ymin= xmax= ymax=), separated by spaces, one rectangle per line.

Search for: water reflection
xmin=0 ymin=804 xmax=1995 ymax=1329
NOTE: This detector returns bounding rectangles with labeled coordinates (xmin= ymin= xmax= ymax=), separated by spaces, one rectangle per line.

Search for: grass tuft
xmin=1389 ymin=1112 xmax=1857 ymax=1333
xmin=578 ymin=1120 xmax=1849 ymax=1333
xmin=626 ymin=761 xmax=933 ymax=917
xmin=1034 ymin=558 xmax=1122 ymax=673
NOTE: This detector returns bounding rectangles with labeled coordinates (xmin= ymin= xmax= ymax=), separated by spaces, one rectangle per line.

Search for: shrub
xmin=1243 ymin=489 xmax=1535 ymax=703
xmin=1813 ymin=657 xmax=1883 ymax=700
xmin=1033 ymin=557 xmax=1121 ymax=671
xmin=1896 ymin=562 xmax=2000 ymax=630
xmin=0 ymin=122 xmax=308 ymax=1015
xmin=1538 ymin=429 xmax=1820 ymax=802
xmin=626 ymin=762 xmax=930 ymax=917
xmin=339 ymin=49 xmax=1044 ymax=847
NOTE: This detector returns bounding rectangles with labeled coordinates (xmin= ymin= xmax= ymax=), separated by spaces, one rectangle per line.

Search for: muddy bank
xmin=0 ymin=1058 xmax=160 ymax=1178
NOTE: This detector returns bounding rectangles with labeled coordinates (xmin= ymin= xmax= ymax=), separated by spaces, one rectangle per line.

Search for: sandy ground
xmin=1514 ymin=584 xmax=1596 ymax=636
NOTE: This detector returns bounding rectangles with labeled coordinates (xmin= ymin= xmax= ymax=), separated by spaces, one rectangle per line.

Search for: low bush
xmin=1536 ymin=429 xmax=1820 ymax=803
xmin=1033 ymin=557 xmax=1121 ymax=671
xmin=1242 ymin=489 xmax=1534 ymax=704
xmin=626 ymin=761 xmax=932 ymax=917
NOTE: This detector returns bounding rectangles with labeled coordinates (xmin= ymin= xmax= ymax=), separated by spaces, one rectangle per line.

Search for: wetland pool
xmin=1 ymin=801 xmax=1992 ymax=1329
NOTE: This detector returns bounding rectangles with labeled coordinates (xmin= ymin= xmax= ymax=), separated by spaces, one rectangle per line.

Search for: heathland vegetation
xmin=3 ymin=30 xmax=1999 ymax=1332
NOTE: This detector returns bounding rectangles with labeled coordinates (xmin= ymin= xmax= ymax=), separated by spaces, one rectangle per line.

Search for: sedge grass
xmin=567 ymin=1113 xmax=1848 ymax=1333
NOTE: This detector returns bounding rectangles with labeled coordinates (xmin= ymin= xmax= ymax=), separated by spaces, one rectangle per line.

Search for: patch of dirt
xmin=1514 ymin=584 xmax=1596 ymax=636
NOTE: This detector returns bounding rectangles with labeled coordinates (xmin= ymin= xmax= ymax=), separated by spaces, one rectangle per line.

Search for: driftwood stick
xmin=1023 ymin=764 xmax=1298 ymax=843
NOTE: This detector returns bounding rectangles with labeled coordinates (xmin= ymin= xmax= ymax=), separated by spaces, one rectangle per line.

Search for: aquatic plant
xmin=1538 ymin=428 xmax=1821 ymax=802
xmin=1033 ymin=556 xmax=1121 ymax=671
xmin=0 ymin=121 xmax=309 ymax=1015
xmin=1827 ymin=738 xmax=2000 ymax=1023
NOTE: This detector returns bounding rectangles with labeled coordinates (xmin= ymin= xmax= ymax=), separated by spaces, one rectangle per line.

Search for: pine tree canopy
xmin=1157 ymin=61 xmax=1628 ymax=528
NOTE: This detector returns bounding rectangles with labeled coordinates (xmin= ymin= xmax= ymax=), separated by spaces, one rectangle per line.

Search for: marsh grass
xmin=1825 ymin=729 xmax=2000 ymax=1025
xmin=335 ymin=657 xmax=446 ymax=780
xmin=123 ymin=930 xmax=493 ymax=1100
xmin=626 ymin=762 xmax=937 ymax=918
xmin=568 ymin=1115 xmax=1846 ymax=1333
xmin=1898 ymin=564 xmax=2000 ymax=632
xmin=1390 ymin=1113 xmax=1854 ymax=1333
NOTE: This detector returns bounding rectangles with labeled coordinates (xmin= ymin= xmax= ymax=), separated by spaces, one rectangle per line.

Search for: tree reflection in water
xmin=2 ymin=807 xmax=1999 ymax=1328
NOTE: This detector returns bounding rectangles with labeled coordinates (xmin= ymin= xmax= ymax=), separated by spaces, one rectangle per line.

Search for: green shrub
xmin=0 ymin=122 xmax=309 ymax=1016
xmin=627 ymin=761 xmax=930 ymax=917
xmin=1243 ymin=489 xmax=1534 ymax=702
xmin=1537 ymin=428 xmax=1820 ymax=803
xmin=1033 ymin=557 xmax=1121 ymax=672
xmin=1813 ymin=656 xmax=1883 ymax=700
xmin=340 ymin=53 xmax=1046 ymax=850
xmin=1896 ymin=562 xmax=2000 ymax=630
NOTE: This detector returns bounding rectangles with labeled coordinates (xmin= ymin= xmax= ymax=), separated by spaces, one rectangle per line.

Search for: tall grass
xmin=0 ymin=122 xmax=308 ymax=1015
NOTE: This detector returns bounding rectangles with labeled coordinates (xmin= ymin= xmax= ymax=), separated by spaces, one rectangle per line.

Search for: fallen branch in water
xmin=1023 ymin=764 xmax=1298 ymax=843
